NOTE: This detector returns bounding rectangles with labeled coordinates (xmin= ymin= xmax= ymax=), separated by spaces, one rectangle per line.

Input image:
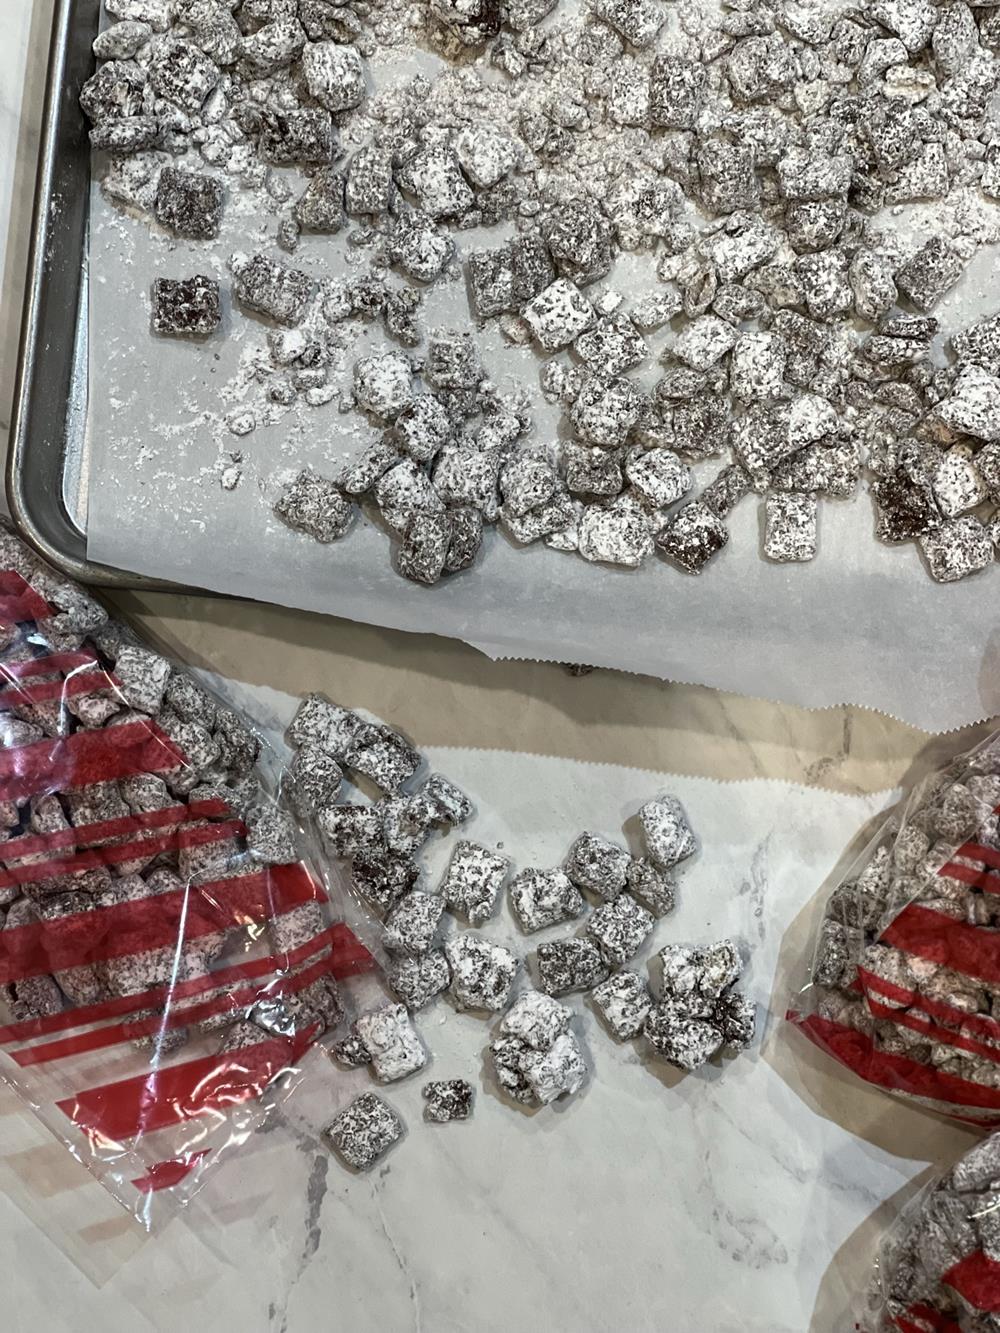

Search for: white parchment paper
xmin=83 ymin=101 xmax=1000 ymax=735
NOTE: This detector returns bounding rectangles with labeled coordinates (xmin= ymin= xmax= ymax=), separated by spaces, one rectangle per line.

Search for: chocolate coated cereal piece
xmin=654 ymin=501 xmax=729 ymax=573
xmin=543 ymin=201 xmax=613 ymax=288
xmin=346 ymin=723 xmax=420 ymax=795
xmin=640 ymin=796 xmax=696 ymax=868
xmin=522 ymin=279 xmax=595 ymax=352
xmin=771 ymin=439 xmax=860 ymax=500
xmin=625 ymin=857 xmax=676 ymax=916
xmin=293 ymin=167 xmax=346 ymax=233
xmin=671 ymin=315 xmax=738 ymax=371
xmin=355 ymin=1002 xmax=426 ymax=1082
xmin=420 ymin=774 xmax=473 ymax=827
xmin=383 ymin=890 xmax=445 ymax=957
xmin=387 ymin=213 xmax=450 ymax=286
xmin=425 ymin=330 xmax=484 ymax=392
xmin=441 ymin=841 xmax=510 ymax=925
xmin=152 ymin=276 xmax=221 ymax=336
xmin=114 ymin=646 xmax=171 ymax=714
xmin=763 ymin=491 xmax=818 ymax=563
xmin=896 ymin=238 xmax=964 ymax=313
xmin=302 ymin=40 xmax=365 ymax=112
xmin=593 ymin=0 xmax=664 ymax=46
xmin=701 ymin=463 xmax=752 ymax=519
xmin=380 ymin=792 xmax=435 ymax=856
xmin=232 ymin=252 xmax=311 ymax=325
xmin=794 ymin=249 xmax=852 ymax=322
xmin=490 ymin=1034 xmax=535 ymax=1103
xmin=500 ymin=453 xmax=558 ymax=517
xmin=587 ymin=892 xmax=654 ymax=966
xmin=625 ymin=447 xmax=692 ymax=508
xmin=324 ymin=1092 xmax=403 ymax=1170
xmin=715 ymin=991 xmax=755 ymax=1050
xmin=563 ymin=444 xmax=623 ymax=497
xmin=287 ymin=694 xmax=362 ymax=758
xmin=430 ymin=0 xmax=502 ymax=45
xmin=345 ymin=145 xmax=395 ymax=217
xmin=241 ymin=15 xmax=306 ymax=71
xmin=331 ymin=1034 xmax=372 ymax=1068
xmin=510 ymin=867 xmax=585 ymax=933
xmin=352 ymin=846 xmax=419 ymax=914
xmin=575 ymin=316 xmax=648 ymax=376
xmin=285 ymin=744 xmax=342 ymax=819
xmin=90 ymin=110 xmax=158 ymax=155
xmin=80 ymin=60 xmax=146 ymax=124
xmin=398 ymin=511 xmax=452 ymax=586
xmin=154 ymin=166 xmax=224 ymax=239
xmin=592 ymin=970 xmax=653 ymax=1040
xmin=444 ymin=932 xmax=519 ymax=1011
xmin=520 ymin=1031 xmax=587 ymax=1104
xmin=394 ymin=395 xmax=452 ymax=463
xmin=423 ymin=1079 xmax=474 ymax=1122
xmin=353 ymin=351 xmax=414 ymax=420
xmin=920 ymin=517 xmax=994 ymax=583
xmin=649 ymin=55 xmax=705 ymax=129
xmin=570 ymin=375 xmax=644 ymax=447
xmin=500 ymin=989 xmax=571 ymax=1051
xmin=399 ymin=145 xmax=474 ymax=220
xmin=375 ymin=459 xmax=445 ymax=533
xmin=468 ymin=246 xmax=517 ymax=318
xmin=246 ymin=806 xmax=298 ymax=865
xmin=564 ymin=832 xmax=631 ymax=901
xmin=578 ymin=495 xmax=653 ymax=568
xmin=274 ymin=470 xmax=353 ymax=543
xmin=149 ymin=36 xmax=219 ymax=110
xmin=386 ymin=950 xmax=451 ymax=1010
xmin=536 ymin=938 xmax=609 ymax=996
xmin=643 ymin=1001 xmax=724 ymax=1070
xmin=935 ymin=366 xmax=1000 ymax=442
xmin=873 ymin=472 xmax=941 ymax=544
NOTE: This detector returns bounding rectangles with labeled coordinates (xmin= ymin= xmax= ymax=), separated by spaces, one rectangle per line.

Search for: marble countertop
xmin=0 ymin=4 xmax=994 ymax=1330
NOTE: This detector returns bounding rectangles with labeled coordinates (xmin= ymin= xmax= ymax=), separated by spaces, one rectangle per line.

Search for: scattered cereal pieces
xmin=323 ymin=1092 xmax=403 ymax=1170
xmin=422 ymin=1079 xmax=474 ymax=1122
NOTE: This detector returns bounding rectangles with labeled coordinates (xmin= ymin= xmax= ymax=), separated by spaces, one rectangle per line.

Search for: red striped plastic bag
xmin=790 ymin=731 xmax=1000 ymax=1127
xmin=0 ymin=527 xmax=374 ymax=1228
xmin=859 ymin=1132 xmax=1000 ymax=1332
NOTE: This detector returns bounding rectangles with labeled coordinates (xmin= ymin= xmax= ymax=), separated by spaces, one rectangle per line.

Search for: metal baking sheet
xmin=7 ymin=0 xmax=177 ymax=589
